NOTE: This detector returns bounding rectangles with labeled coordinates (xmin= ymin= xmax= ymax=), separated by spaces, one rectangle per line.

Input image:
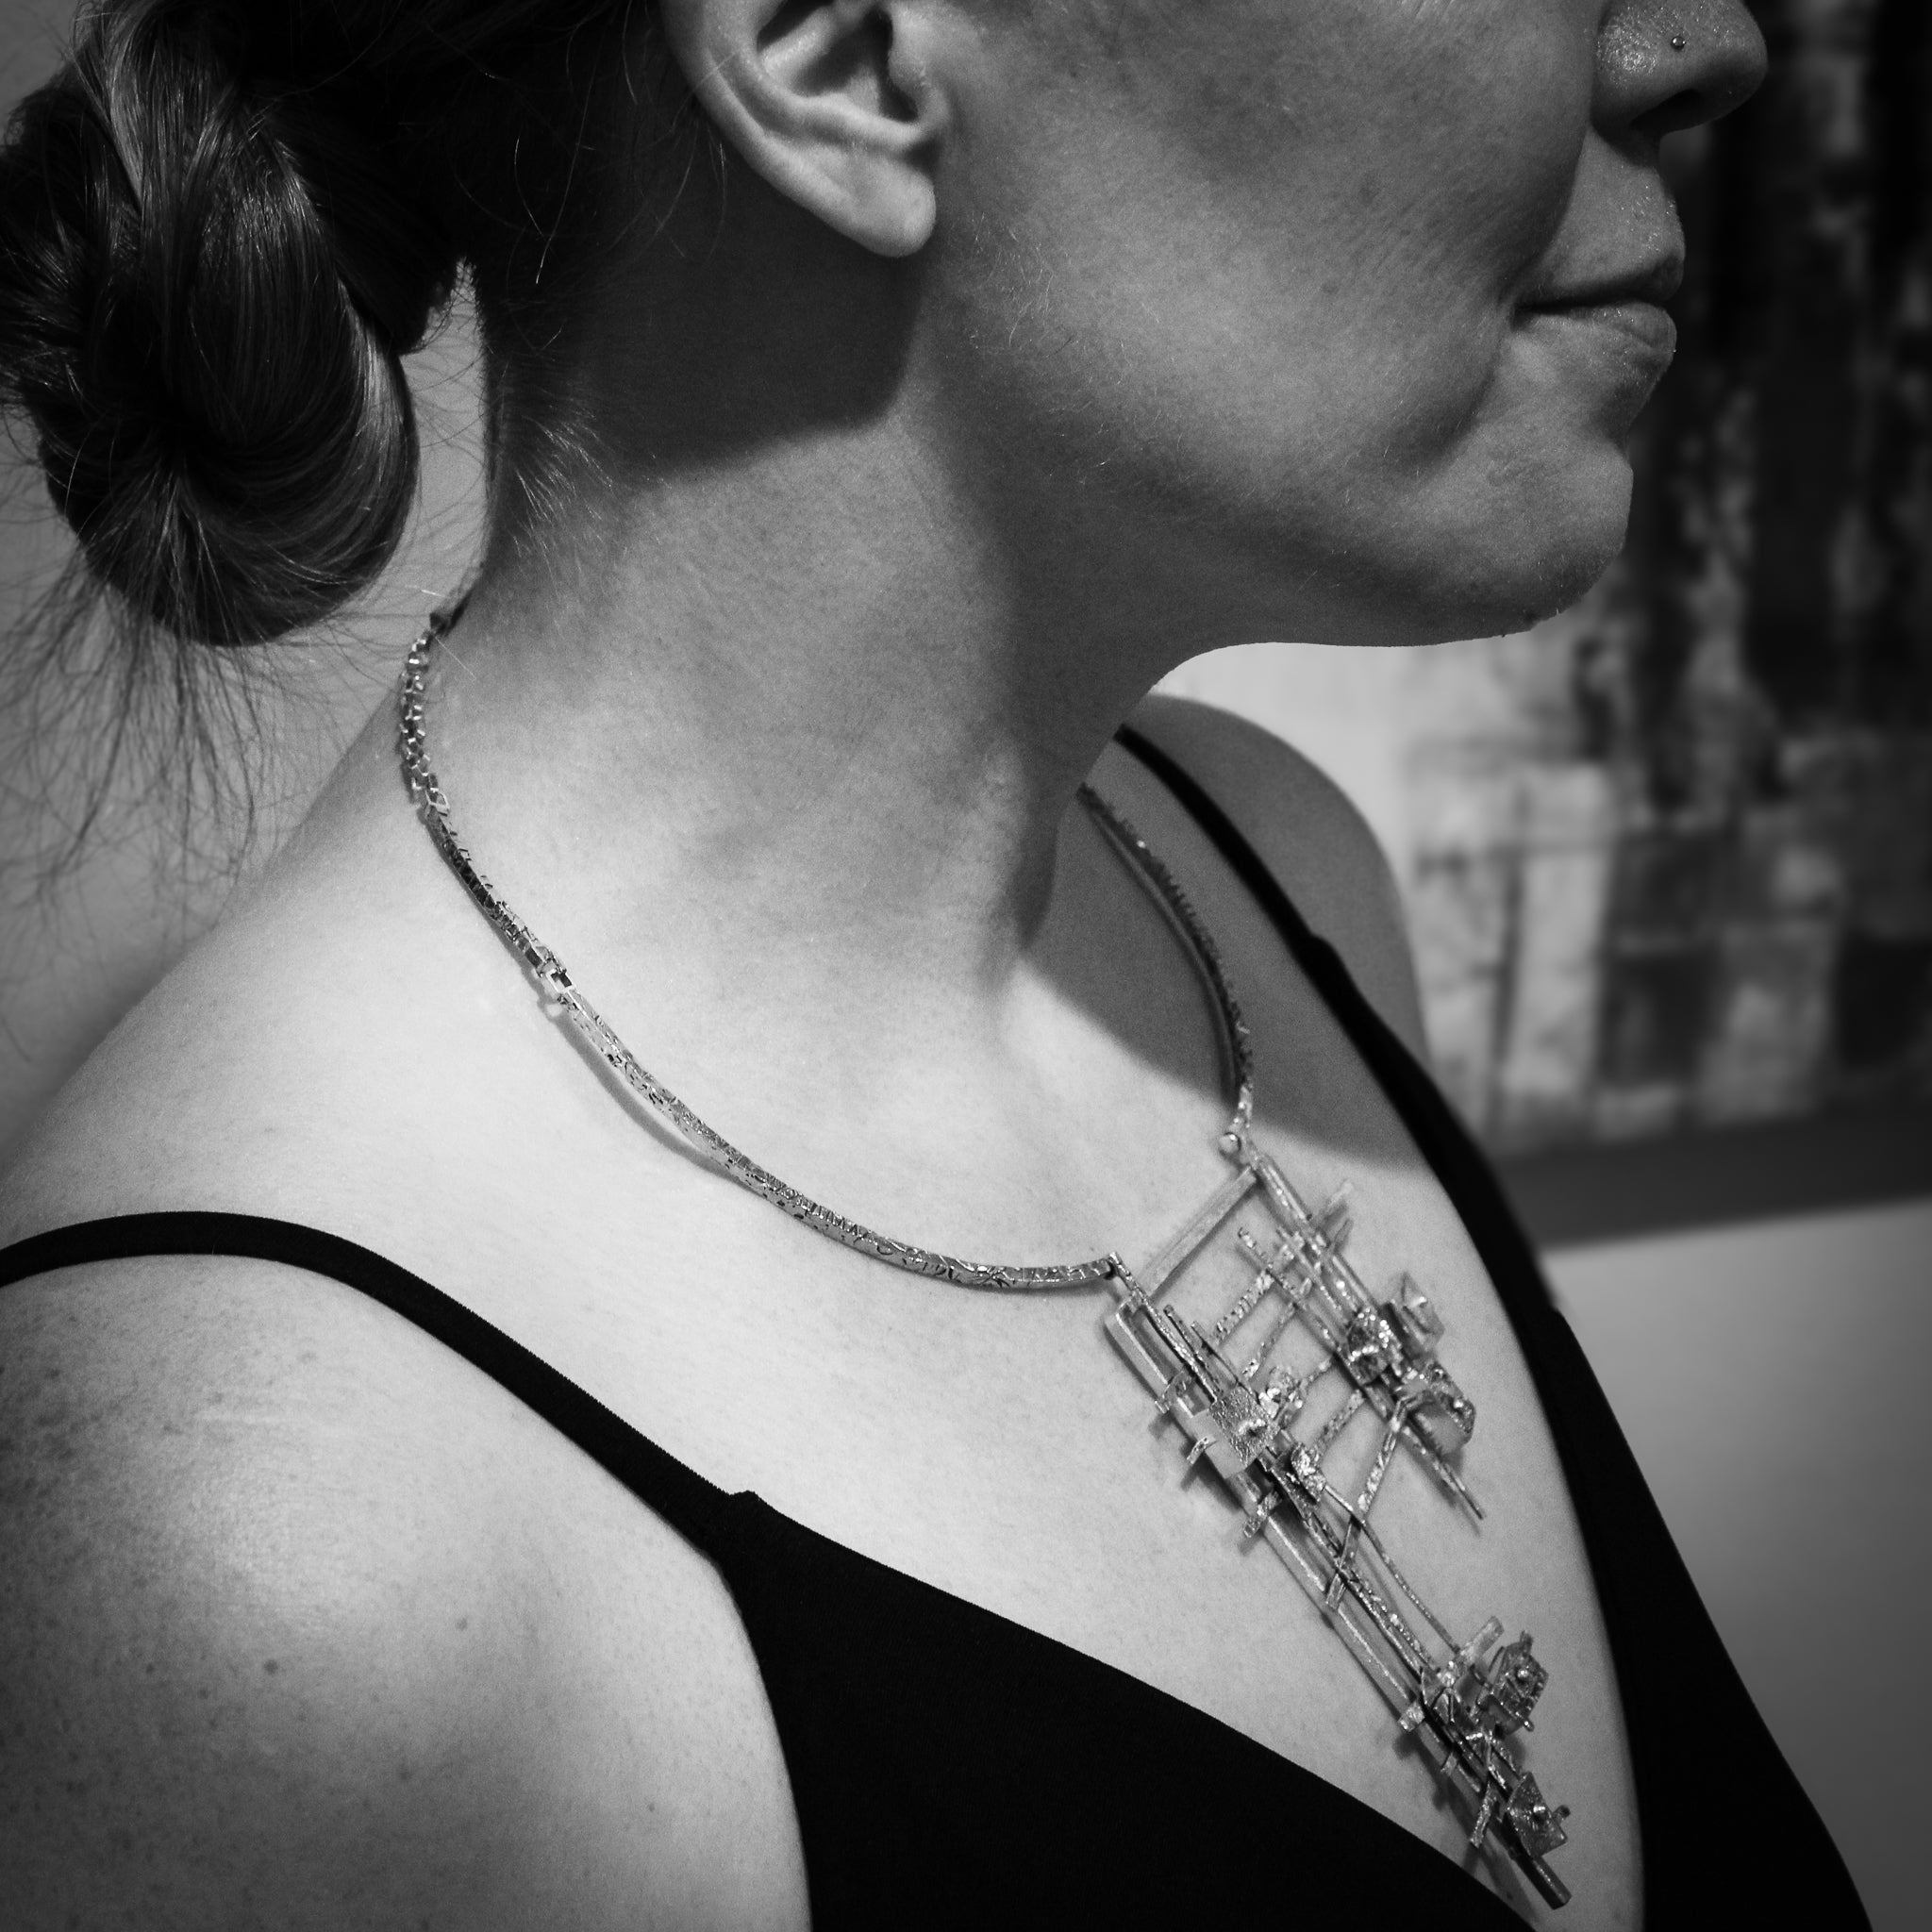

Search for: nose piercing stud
xmin=1670 ymin=33 xmax=1687 ymax=48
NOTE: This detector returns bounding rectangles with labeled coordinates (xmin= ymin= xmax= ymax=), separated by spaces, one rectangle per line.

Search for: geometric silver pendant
xmin=1106 ymin=1133 xmax=1573 ymax=1908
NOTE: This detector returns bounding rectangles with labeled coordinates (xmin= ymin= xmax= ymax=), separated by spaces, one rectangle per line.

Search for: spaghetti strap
xmin=0 ymin=1209 xmax=735 ymax=1549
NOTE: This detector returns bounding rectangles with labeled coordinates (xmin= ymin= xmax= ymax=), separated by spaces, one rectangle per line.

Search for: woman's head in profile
xmin=0 ymin=0 xmax=1763 ymax=678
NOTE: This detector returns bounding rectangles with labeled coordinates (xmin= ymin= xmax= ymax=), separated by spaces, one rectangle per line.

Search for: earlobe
xmin=658 ymin=0 xmax=944 ymax=258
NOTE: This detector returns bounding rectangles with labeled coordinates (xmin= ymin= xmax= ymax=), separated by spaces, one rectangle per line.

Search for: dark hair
xmin=0 ymin=0 xmax=671 ymax=653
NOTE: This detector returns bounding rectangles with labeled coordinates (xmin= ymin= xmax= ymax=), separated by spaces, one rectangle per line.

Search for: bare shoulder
xmin=0 ymin=1251 xmax=801 ymax=1929
xmin=0 ymin=640 xmax=389 ymax=1167
xmin=1124 ymin=692 xmax=1428 ymax=1060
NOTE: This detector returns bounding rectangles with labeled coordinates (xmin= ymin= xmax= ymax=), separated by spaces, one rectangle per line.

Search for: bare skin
xmin=0 ymin=0 xmax=1763 ymax=1925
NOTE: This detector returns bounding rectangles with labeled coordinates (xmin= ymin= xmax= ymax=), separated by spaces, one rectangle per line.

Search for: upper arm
xmin=1125 ymin=691 xmax=1430 ymax=1063
xmin=0 ymin=1257 xmax=663 ymax=1929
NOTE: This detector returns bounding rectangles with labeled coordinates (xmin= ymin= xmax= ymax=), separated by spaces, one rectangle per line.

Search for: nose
xmin=1597 ymin=0 xmax=1768 ymax=142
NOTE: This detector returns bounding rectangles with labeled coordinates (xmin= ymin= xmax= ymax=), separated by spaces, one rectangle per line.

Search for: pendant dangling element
xmin=1106 ymin=1139 xmax=1573 ymax=1909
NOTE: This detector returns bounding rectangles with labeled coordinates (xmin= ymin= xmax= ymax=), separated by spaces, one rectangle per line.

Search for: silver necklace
xmin=399 ymin=608 xmax=1574 ymax=1908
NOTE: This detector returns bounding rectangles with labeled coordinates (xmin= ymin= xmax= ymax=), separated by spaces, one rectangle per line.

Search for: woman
xmin=0 ymin=2 xmax=1864 ymax=1926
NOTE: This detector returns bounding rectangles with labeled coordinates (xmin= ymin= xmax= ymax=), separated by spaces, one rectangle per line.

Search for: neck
xmin=426 ymin=417 xmax=1187 ymax=1039
xmin=400 ymin=157 xmax=1277 ymax=1080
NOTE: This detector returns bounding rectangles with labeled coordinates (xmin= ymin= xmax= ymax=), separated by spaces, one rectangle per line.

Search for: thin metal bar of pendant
xmin=1309 ymin=1387 xmax=1368 ymax=1459
xmin=1136 ymin=1163 xmax=1259 ymax=1296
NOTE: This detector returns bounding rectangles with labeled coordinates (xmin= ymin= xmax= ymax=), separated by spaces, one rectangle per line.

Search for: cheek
xmin=1109 ymin=1 xmax=1592 ymax=266
xmin=957 ymin=0 xmax=1594 ymax=442
xmin=934 ymin=0 xmax=1608 ymax=624
xmin=1227 ymin=3 xmax=1591 ymax=428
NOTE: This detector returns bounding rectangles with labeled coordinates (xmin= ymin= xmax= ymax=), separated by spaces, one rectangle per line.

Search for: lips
xmin=1510 ymin=292 xmax=1679 ymax=427
xmin=1520 ymin=251 xmax=1686 ymax=311
xmin=1519 ymin=297 xmax=1677 ymax=360
xmin=1516 ymin=246 xmax=1683 ymax=354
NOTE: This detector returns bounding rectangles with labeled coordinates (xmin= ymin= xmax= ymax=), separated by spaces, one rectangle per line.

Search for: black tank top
xmin=0 ymin=731 xmax=1866 ymax=1929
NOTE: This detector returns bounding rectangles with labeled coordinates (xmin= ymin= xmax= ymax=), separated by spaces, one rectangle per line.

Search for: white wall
xmin=1547 ymin=1203 xmax=1930 ymax=1931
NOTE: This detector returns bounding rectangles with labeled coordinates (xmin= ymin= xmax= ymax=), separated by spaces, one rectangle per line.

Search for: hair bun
xmin=0 ymin=0 xmax=460 ymax=645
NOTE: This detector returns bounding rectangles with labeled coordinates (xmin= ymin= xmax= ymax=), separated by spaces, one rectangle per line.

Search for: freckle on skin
xmin=456 ymin=1616 xmax=468 ymax=1630
xmin=262 ymin=1659 xmax=278 ymax=1674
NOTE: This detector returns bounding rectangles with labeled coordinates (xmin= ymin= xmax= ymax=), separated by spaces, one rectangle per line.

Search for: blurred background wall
xmin=2 ymin=0 xmax=1925 ymax=1924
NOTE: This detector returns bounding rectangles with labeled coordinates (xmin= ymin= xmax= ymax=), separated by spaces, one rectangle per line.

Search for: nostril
xmin=1636 ymin=89 xmax=1715 ymax=142
xmin=1635 ymin=43 xmax=1766 ymax=142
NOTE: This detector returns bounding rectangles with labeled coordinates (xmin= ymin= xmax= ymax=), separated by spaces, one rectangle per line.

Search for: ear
xmin=658 ymin=0 xmax=947 ymax=258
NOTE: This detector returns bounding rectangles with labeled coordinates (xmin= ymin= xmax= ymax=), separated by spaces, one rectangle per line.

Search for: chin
xmin=1168 ymin=422 xmax=1639 ymax=650
xmin=1393 ymin=447 xmax=1636 ymax=644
